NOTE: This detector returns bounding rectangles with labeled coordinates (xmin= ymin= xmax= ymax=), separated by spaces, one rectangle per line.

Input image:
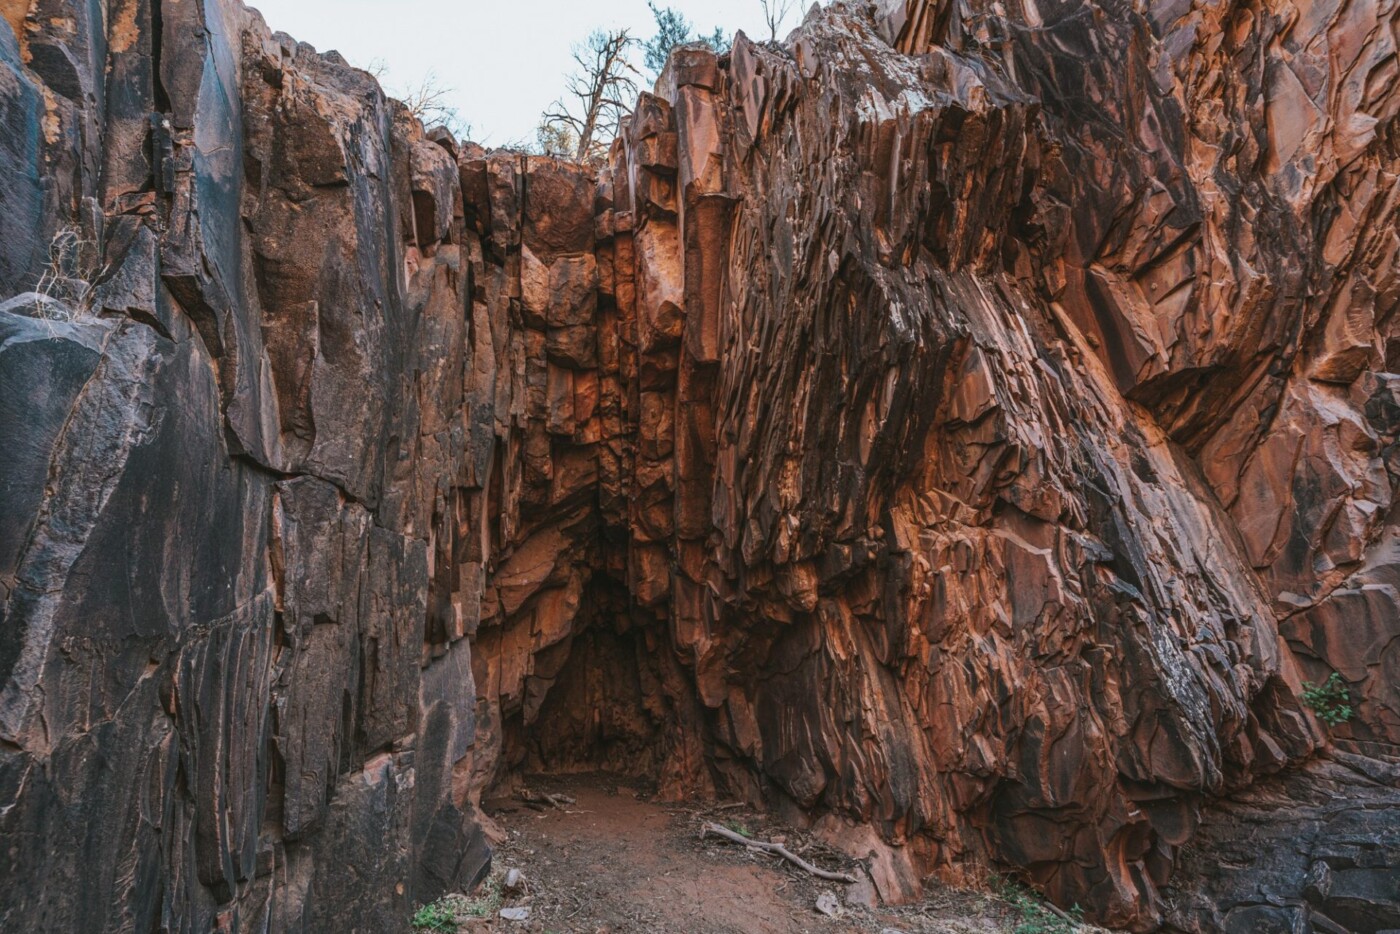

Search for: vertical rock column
xmin=662 ymin=48 xmax=733 ymax=714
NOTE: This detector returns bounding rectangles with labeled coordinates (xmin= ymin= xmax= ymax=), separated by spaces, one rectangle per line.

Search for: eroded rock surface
xmin=0 ymin=0 xmax=1397 ymax=931
xmin=1163 ymin=754 xmax=1400 ymax=933
xmin=1 ymin=3 xmax=485 ymax=930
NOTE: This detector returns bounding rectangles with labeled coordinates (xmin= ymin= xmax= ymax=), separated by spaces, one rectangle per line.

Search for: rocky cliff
xmin=0 ymin=0 xmax=1397 ymax=931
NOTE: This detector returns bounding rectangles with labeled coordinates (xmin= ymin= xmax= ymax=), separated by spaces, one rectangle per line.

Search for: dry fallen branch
xmin=701 ymin=822 xmax=859 ymax=884
xmin=1042 ymin=899 xmax=1079 ymax=925
xmin=30 ymin=226 xmax=102 ymax=321
xmin=518 ymin=788 xmax=577 ymax=810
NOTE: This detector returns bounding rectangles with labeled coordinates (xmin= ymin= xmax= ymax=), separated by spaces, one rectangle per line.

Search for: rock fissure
xmin=2 ymin=0 xmax=1399 ymax=931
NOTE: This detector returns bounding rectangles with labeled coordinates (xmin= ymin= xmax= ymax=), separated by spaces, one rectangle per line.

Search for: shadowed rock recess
xmin=0 ymin=0 xmax=1397 ymax=930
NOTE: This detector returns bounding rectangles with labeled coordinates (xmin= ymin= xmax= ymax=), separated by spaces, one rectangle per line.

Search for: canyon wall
xmin=0 ymin=0 xmax=1397 ymax=932
xmin=1 ymin=2 xmax=487 ymax=929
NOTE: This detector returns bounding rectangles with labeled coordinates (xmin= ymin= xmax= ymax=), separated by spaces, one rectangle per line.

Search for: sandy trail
xmin=463 ymin=774 xmax=1021 ymax=934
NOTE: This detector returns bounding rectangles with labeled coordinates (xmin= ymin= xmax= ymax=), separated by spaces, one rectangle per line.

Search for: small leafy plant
xmin=410 ymin=876 xmax=505 ymax=931
xmin=458 ymin=875 xmax=504 ymax=918
xmin=411 ymin=899 xmax=457 ymax=932
xmin=1302 ymin=672 xmax=1355 ymax=726
xmin=994 ymin=878 xmax=1083 ymax=934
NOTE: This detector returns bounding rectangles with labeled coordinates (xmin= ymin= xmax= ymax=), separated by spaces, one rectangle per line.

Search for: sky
xmin=247 ymin=0 xmax=805 ymax=146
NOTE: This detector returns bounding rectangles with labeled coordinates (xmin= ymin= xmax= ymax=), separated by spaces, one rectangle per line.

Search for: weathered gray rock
xmin=1163 ymin=754 xmax=1400 ymax=934
xmin=0 ymin=2 xmax=484 ymax=930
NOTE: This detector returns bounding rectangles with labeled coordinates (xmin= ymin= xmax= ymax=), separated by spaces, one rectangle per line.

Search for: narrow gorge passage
xmin=1 ymin=0 xmax=1399 ymax=932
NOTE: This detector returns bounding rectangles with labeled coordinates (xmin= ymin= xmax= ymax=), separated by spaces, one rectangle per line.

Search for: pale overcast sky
xmin=247 ymin=0 xmax=805 ymax=145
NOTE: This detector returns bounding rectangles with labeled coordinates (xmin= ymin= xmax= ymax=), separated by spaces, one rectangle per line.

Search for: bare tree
xmin=541 ymin=29 xmax=640 ymax=163
xmin=362 ymin=60 xmax=471 ymax=139
xmin=760 ymin=0 xmax=796 ymax=42
xmin=396 ymin=69 xmax=470 ymax=138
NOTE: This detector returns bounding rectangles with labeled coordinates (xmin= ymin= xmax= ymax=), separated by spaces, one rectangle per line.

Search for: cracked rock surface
xmin=0 ymin=0 xmax=1396 ymax=931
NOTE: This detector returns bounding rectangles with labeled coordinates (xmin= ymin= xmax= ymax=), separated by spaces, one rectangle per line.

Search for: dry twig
xmin=760 ymin=0 xmax=796 ymax=41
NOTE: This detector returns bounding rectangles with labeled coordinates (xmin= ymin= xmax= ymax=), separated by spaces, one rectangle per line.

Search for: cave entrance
xmin=496 ymin=576 xmax=686 ymax=790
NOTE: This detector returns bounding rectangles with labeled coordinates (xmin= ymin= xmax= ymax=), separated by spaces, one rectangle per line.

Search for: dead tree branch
xmin=540 ymin=28 xmax=639 ymax=163
xmin=760 ymin=0 xmax=796 ymax=42
xmin=701 ymin=822 xmax=859 ymax=884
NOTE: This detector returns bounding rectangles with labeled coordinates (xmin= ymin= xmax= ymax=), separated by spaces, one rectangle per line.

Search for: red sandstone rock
xmin=0 ymin=1 xmax=1397 ymax=932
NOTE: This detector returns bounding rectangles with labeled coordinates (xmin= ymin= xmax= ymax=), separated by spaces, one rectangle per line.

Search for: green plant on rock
xmin=1302 ymin=672 xmax=1355 ymax=727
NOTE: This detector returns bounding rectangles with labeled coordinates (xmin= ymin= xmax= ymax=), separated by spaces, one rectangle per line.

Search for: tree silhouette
xmin=541 ymin=29 xmax=640 ymax=163
xmin=760 ymin=0 xmax=796 ymax=42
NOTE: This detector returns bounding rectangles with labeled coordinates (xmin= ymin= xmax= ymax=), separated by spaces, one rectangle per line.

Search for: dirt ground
xmin=421 ymin=772 xmax=1084 ymax=934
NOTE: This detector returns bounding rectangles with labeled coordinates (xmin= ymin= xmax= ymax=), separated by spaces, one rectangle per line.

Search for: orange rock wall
xmin=452 ymin=6 xmax=1398 ymax=928
xmin=1 ymin=0 xmax=1396 ymax=930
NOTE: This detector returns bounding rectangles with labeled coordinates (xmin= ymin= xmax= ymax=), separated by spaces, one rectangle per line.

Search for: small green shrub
xmin=411 ymin=877 xmax=504 ymax=931
xmin=411 ymin=900 xmax=457 ymax=932
xmin=1302 ymin=672 xmax=1355 ymax=726
xmin=457 ymin=876 xmax=503 ymax=918
xmin=994 ymin=878 xmax=1083 ymax=934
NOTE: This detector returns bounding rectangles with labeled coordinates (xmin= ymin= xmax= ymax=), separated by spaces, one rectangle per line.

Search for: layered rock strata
xmin=0 ymin=0 xmax=1397 ymax=932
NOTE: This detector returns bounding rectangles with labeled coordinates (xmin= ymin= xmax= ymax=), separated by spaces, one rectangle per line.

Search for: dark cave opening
xmin=495 ymin=578 xmax=682 ymax=788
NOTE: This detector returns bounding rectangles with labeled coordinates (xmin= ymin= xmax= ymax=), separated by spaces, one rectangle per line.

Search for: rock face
xmin=0 ymin=3 xmax=485 ymax=930
xmin=1162 ymin=753 xmax=1400 ymax=933
xmin=0 ymin=1 xmax=1397 ymax=932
